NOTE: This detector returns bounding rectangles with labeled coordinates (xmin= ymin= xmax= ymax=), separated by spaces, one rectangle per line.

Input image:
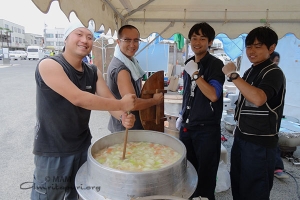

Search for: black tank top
xmin=33 ymin=54 xmax=97 ymax=156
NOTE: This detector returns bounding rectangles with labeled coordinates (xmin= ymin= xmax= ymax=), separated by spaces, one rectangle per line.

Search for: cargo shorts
xmin=31 ymin=150 xmax=87 ymax=200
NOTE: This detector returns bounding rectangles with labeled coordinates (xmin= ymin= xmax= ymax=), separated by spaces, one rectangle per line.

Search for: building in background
xmin=43 ymin=27 xmax=64 ymax=54
xmin=0 ymin=18 xmax=66 ymax=55
xmin=0 ymin=19 xmax=26 ymax=51
xmin=25 ymin=33 xmax=43 ymax=48
xmin=1 ymin=18 xmax=97 ymax=55
xmin=43 ymin=21 xmax=95 ymax=54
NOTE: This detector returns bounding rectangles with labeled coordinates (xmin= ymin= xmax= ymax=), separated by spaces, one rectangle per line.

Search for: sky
xmin=0 ymin=0 xmax=78 ymax=35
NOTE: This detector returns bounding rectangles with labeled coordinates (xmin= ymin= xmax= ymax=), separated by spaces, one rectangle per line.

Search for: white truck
xmin=27 ymin=46 xmax=44 ymax=60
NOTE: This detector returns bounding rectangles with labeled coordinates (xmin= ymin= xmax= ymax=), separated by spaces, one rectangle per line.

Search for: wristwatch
xmin=227 ymin=72 xmax=239 ymax=82
xmin=192 ymin=73 xmax=200 ymax=81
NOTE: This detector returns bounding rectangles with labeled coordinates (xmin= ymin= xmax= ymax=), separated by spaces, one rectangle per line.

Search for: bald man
xmin=31 ymin=22 xmax=136 ymax=200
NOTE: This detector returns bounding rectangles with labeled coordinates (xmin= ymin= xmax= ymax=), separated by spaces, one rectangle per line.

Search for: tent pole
xmin=173 ymin=42 xmax=177 ymax=76
xmin=184 ymin=39 xmax=189 ymax=62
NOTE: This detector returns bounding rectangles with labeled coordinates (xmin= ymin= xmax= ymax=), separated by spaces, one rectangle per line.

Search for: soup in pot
xmin=93 ymin=142 xmax=181 ymax=171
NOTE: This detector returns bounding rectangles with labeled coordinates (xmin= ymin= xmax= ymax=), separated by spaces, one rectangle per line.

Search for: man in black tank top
xmin=31 ymin=22 xmax=137 ymax=200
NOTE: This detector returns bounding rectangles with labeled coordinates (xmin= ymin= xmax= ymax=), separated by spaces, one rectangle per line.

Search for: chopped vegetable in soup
xmin=94 ymin=142 xmax=181 ymax=171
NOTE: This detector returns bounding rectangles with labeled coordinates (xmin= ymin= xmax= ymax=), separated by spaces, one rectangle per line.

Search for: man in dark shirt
xmin=31 ymin=22 xmax=136 ymax=200
xmin=222 ymin=26 xmax=286 ymax=200
xmin=106 ymin=25 xmax=164 ymax=133
xmin=177 ymin=22 xmax=225 ymax=200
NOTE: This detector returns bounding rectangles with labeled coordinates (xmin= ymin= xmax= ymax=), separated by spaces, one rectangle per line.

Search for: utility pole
xmin=43 ymin=23 xmax=47 ymax=49
xmin=0 ymin=27 xmax=3 ymax=48
xmin=2 ymin=28 xmax=11 ymax=65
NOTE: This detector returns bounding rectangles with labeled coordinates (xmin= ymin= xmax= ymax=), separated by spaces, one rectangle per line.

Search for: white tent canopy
xmin=32 ymin=0 xmax=300 ymax=39
xmin=32 ymin=0 xmax=300 ymax=119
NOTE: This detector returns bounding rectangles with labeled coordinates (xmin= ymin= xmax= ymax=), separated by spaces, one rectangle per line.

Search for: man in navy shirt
xmin=177 ymin=22 xmax=225 ymax=200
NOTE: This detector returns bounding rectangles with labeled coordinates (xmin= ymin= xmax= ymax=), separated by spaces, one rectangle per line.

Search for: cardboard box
xmin=167 ymin=76 xmax=179 ymax=92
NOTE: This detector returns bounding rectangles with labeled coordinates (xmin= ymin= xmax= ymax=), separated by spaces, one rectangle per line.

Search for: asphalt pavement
xmin=0 ymin=60 xmax=111 ymax=200
xmin=0 ymin=60 xmax=299 ymax=200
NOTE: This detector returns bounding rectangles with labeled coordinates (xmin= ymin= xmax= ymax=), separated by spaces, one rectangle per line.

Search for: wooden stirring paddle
xmin=122 ymin=111 xmax=131 ymax=160
xmin=122 ymin=128 xmax=129 ymax=160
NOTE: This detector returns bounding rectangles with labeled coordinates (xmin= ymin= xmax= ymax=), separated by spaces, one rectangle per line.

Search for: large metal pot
xmin=75 ymin=130 xmax=197 ymax=200
xmin=164 ymin=97 xmax=182 ymax=117
xmin=224 ymin=115 xmax=236 ymax=133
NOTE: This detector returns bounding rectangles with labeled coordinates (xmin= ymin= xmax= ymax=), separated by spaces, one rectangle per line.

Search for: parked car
xmin=27 ymin=46 xmax=44 ymax=60
xmin=9 ymin=50 xmax=27 ymax=60
xmin=164 ymin=76 xmax=169 ymax=87
xmin=43 ymin=50 xmax=51 ymax=58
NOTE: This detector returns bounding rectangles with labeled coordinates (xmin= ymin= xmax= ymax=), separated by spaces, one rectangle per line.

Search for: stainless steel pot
xmin=164 ymin=127 xmax=179 ymax=139
xmin=164 ymin=98 xmax=182 ymax=117
xmin=224 ymin=115 xmax=236 ymax=133
xmin=75 ymin=130 xmax=197 ymax=200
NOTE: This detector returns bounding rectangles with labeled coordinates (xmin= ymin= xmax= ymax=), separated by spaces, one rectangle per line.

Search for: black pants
xmin=275 ymin=145 xmax=284 ymax=170
xmin=180 ymin=125 xmax=221 ymax=200
xmin=230 ymin=136 xmax=276 ymax=200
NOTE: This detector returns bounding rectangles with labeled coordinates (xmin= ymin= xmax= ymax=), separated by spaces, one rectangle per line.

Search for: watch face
xmin=193 ymin=74 xmax=199 ymax=80
xmin=230 ymin=73 xmax=239 ymax=80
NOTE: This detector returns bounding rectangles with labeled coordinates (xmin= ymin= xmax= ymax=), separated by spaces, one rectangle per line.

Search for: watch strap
xmin=227 ymin=72 xmax=239 ymax=82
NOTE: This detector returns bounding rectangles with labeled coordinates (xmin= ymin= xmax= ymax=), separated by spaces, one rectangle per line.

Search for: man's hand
xmin=121 ymin=112 xmax=136 ymax=129
xmin=120 ymin=94 xmax=136 ymax=112
xmin=185 ymin=60 xmax=198 ymax=76
xmin=222 ymin=62 xmax=237 ymax=77
xmin=176 ymin=114 xmax=182 ymax=130
xmin=153 ymin=92 xmax=164 ymax=105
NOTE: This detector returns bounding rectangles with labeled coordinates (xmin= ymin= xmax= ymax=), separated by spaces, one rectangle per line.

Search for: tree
xmin=4 ymin=28 xmax=12 ymax=48
xmin=0 ymin=27 xmax=3 ymax=48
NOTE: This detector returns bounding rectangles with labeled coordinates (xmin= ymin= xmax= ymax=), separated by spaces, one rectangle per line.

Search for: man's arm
xmin=194 ymin=75 xmax=220 ymax=102
xmin=117 ymin=70 xmax=164 ymax=111
xmin=222 ymin=62 xmax=267 ymax=106
xmin=38 ymin=59 xmax=135 ymax=112
xmin=185 ymin=60 xmax=223 ymax=102
xmin=232 ymin=77 xmax=267 ymax=106
xmin=94 ymin=68 xmax=136 ymax=128
xmin=231 ymin=78 xmax=267 ymax=106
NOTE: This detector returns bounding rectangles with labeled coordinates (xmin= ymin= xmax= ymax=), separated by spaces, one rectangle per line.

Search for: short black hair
xmin=245 ymin=26 xmax=278 ymax=49
xmin=117 ymin=25 xmax=140 ymax=39
xmin=188 ymin=22 xmax=215 ymax=43
xmin=270 ymin=51 xmax=280 ymax=61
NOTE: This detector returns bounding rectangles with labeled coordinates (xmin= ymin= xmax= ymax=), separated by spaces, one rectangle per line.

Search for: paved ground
xmin=216 ymin=123 xmax=300 ymax=200
xmin=0 ymin=61 xmax=299 ymax=200
xmin=0 ymin=61 xmax=113 ymax=200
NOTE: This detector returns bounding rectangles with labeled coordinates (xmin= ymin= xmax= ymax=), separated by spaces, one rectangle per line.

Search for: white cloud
xmin=0 ymin=0 xmax=77 ymax=35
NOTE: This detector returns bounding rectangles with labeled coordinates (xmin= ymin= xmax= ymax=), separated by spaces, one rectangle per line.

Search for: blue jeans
xmin=230 ymin=137 xmax=276 ymax=200
xmin=31 ymin=151 xmax=87 ymax=200
xmin=179 ymin=125 xmax=221 ymax=200
xmin=275 ymin=145 xmax=284 ymax=170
